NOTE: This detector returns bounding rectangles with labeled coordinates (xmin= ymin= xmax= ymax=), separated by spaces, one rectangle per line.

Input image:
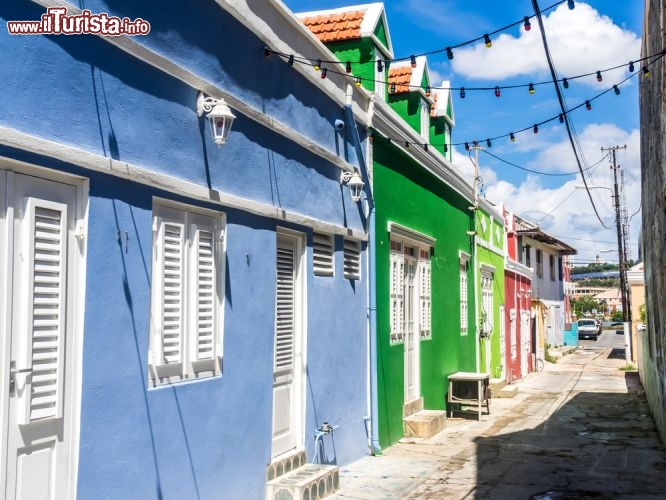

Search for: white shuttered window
xmin=312 ymin=233 xmax=334 ymax=276
xmin=389 ymin=241 xmax=404 ymax=344
xmin=149 ymin=202 xmax=225 ymax=386
xmin=418 ymin=250 xmax=431 ymax=339
xmin=343 ymin=239 xmax=361 ymax=280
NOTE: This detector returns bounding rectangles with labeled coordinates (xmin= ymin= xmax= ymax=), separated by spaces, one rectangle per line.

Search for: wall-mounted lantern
xmin=197 ymin=92 xmax=236 ymax=146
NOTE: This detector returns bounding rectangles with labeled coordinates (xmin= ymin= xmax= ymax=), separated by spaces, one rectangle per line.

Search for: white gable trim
xmin=0 ymin=126 xmax=368 ymax=242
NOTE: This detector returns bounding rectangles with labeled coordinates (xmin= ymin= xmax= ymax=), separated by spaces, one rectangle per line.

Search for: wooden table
xmin=447 ymin=372 xmax=490 ymax=421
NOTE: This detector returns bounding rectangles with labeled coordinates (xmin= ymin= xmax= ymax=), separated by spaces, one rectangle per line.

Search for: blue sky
xmin=283 ymin=0 xmax=645 ymax=264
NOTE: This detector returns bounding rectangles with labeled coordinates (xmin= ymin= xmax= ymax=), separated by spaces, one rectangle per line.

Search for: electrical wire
xmin=480 ymin=150 xmax=609 ymax=176
xmin=536 ymin=188 xmax=577 ymax=223
xmin=530 ymin=0 xmax=610 ymax=230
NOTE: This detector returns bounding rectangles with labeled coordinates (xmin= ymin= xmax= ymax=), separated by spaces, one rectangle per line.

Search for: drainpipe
xmin=344 ymin=87 xmax=381 ymax=455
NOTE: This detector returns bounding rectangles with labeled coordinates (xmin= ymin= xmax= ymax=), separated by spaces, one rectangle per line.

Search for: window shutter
xmin=160 ymin=221 xmax=185 ymax=366
xmin=418 ymin=258 xmax=431 ymax=338
xmin=194 ymin=227 xmax=216 ymax=361
xmin=460 ymin=264 xmax=468 ymax=334
xmin=274 ymin=245 xmax=295 ymax=374
xmin=389 ymin=251 xmax=404 ymax=343
xmin=312 ymin=233 xmax=334 ymax=276
xmin=343 ymin=239 xmax=361 ymax=280
xmin=24 ymin=199 xmax=67 ymax=422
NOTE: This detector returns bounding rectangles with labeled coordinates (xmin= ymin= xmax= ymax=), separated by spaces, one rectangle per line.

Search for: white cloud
xmin=451 ymin=3 xmax=640 ymax=84
xmin=480 ymin=123 xmax=641 ymax=263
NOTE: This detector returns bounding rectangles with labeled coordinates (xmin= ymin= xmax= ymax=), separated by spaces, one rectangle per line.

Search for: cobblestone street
xmin=332 ymin=346 xmax=666 ymax=499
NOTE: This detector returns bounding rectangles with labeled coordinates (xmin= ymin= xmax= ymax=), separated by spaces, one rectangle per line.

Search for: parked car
xmin=577 ymin=319 xmax=599 ymax=341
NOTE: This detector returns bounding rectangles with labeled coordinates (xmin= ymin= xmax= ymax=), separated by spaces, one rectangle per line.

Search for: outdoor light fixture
xmin=484 ymin=34 xmax=492 ymax=48
xmin=197 ymin=92 xmax=236 ymax=146
xmin=446 ymin=47 xmax=454 ymax=60
xmin=340 ymin=170 xmax=364 ymax=203
xmin=523 ymin=16 xmax=531 ymax=31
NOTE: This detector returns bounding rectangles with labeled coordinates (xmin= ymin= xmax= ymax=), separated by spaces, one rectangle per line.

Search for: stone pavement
xmin=330 ymin=348 xmax=666 ymax=499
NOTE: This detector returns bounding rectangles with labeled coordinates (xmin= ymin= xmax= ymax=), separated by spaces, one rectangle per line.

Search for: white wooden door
xmin=271 ymin=232 xmax=304 ymax=459
xmin=2 ymin=171 xmax=80 ymax=500
xmin=403 ymin=258 xmax=419 ymax=402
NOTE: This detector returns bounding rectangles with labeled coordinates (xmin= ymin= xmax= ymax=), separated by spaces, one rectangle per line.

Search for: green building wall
xmin=373 ymin=137 xmax=476 ymax=447
xmin=475 ymin=210 xmax=506 ymax=379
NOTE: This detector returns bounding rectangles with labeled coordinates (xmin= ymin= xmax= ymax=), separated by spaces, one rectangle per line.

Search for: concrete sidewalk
xmin=330 ymin=348 xmax=666 ymax=499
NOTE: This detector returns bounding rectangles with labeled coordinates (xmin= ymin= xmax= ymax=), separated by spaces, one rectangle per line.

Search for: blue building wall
xmin=1 ymin=1 xmax=369 ymax=498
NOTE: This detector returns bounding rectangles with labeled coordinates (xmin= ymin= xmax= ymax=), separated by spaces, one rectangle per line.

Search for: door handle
xmin=9 ymin=363 xmax=32 ymax=394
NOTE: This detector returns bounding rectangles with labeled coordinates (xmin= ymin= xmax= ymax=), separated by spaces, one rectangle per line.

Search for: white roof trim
xmin=433 ymin=80 xmax=455 ymax=126
xmin=388 ymin=222 xmax=436 ymax=247
xmin=480 ymin=262 xmax=496 ymax=274
xmin=459 ymin=250 xmax=471 ymax=264
xmin=389 ymin=56 xmax=432 ymax=102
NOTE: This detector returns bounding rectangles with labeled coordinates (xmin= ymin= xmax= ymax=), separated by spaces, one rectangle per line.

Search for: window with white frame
xmin=389 ymin=237 xmax=433 ymax=344
xmin=313 ymin=232 xmax=334 ymax=277
xmin=375 ymin=52 xmax=386 ymax=100
xmin=481 ymin=270 xmax=493 ymax=336
xmin=418 ymin=249 xmax=431 ymax=339
xmin=459 ymin=253 xmax=470 ymax=335
xmin=148 ymin=201 xmax=225 ymax=386
xmin=389 ymin=241 xmax=405 ymax=343
xmin=420 ymin=99 xmax=430 ymax=141
xmin=343 ymin=238 xmax=361 ymax=280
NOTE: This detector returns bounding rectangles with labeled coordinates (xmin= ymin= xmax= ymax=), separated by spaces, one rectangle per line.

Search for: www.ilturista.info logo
xmin=7 ymin=7 xmax=150 ymax=36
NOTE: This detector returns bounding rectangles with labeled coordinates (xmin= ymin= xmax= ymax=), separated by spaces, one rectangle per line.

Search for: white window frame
xmin=459 ymin=252 xmax=470 ymax=335
xmin=481 ymin=269 xmax=494 ymax=336
xmin=375 ymin=49 xmax=386 ymax=101
xmin=420 ymin=98 xmax=430 ymax=141
xmin=388 ymin=224 xmax=435 ymax=344
xmin=148 ymin=199 xmax=225 ymax=387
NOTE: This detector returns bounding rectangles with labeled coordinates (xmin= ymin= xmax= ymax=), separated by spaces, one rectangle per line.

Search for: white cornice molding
xmin=388 ymin=221 xmax=436 ymax=247
xmin=31 ymin=0 xmax=365 ymax=175
xmin=506 ymin=259 xmax=533 ymax=279
xmin=0 ymin=126 xmax=367 ymax=241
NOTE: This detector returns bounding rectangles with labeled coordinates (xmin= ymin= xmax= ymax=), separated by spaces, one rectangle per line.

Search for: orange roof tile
xmin=388 ymin=65 xmax=413 ymax=94
xmin=301 ymin=11 xmax=364 ymax=43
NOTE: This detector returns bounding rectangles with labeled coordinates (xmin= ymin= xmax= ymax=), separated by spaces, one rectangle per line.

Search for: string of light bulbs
xmin=366 ymin=51 xmax=663 ymax=151
xmin=265 ymin=0 xmax=573 ymax=68
xmin=266 ymin=44 xmax=664 ymax=98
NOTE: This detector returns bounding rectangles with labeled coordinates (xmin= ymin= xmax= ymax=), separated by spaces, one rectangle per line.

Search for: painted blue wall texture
xmin=1 ymin=1 xmax=369 ymax=498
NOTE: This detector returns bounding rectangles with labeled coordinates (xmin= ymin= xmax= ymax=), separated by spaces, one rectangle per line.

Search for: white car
xmin=577 ymin=319 xmax=598 ymax=341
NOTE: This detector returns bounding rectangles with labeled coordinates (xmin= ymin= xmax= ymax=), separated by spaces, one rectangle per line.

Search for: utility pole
xmin=469 ymin=142 xmax=483 ymax=373
xmin=602 ymin=145 xmax=632 ymax=359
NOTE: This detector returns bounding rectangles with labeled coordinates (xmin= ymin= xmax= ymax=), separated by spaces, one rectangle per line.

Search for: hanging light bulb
xmin=585 ymin=100 xmax=591 ymax=110
xmin=460 ymin=87 xmax=466 ymax=99
xmin=287 ymin=55 xmax=294 ymax=66
xmin=613 ymin=85 xmax=621 ymax=95
xmin=528 ymin=83 xmax=535 ymax=95
xmin=523 ymin=16 xmax=531 ymax=31
xmin=484 ymin=34 xmax=492 ymax=48
xmin=486 ymin=138 xmax=492 ymax=148
xmin=495 ymin=86 xmax=501 ymax=97
xmin=390 ymin=82 xmax=396 ymax=93
xmin=387 ymin=137 xmax=392 ymax=144
xmin=425 ymin=86 xmax=431 ymax=97
xmin=567 ymin=0 xmax=575 ymax=9
xmin=355 ymin=77 xmax=362 ymax=87
xmin=423 ymin=143 xmax=428 ymax=151
xmin=376 ymin=59 xmax=383 ymax=73
xmin=533 ymin=124 xmax=538 ymax=134
xmin=559 ymin=113 xmax=564 ymax=123
xmin=562 ymin=78 xmax=569 ymax=89
xmin=464 ymin=142 xmax=470 ymax=151
xmin=314 ymin=59 xmax=321 ymax=71
xmin=446 ymin=47 xmax=454 ymax=60
xmin=510 ymin=132 xmax=516 ymax=142
xmin=596 ymin=70 xmax=603 ymax=82
xmin=264 ymin=47 xmax=271 ymax=59
xmin=405 ymin=141 xmax=410 ymax=149
xmin=443 ymin=144 xmax=448 ymax=153
xmin=642 ymin=66 xmax=650 ymax=77
xmin=345 ymin=61 xmax=352 ymax=73
xmin=629 ymin=61 xmax=635 ymax=72
xmin=410 ymin=55 xmax=417 ymax=68
xmin=320 ymin=68 xmax=328 ymax=79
